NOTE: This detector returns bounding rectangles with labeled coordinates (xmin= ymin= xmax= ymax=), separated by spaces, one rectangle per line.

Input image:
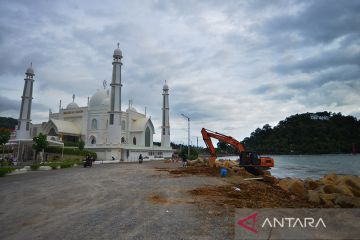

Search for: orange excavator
xmin=201 ymin=128 xmax=274 ymax=175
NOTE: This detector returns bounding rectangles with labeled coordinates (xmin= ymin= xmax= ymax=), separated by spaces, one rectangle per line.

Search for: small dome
xmin=89 ymin=90 xmax=110 ymax=110
xmin=113 ymin=48 xmax=122 ymax=58
xmin=66 ymin=102 xmax=79 ymax=109
xmin=26 ymin=66 xmax=34 ymax=75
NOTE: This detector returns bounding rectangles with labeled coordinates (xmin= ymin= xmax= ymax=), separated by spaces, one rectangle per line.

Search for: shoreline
xmin=184 ymin=158 xmax=360 ymax=208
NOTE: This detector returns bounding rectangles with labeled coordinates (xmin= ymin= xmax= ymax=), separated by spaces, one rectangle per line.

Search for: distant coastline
xmin=242 ymin=111 xmax=359 ymax=155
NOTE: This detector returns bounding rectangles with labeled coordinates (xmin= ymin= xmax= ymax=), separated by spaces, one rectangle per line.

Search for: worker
xmin=138 ymin=154 xmax=143 ymax=164
xmin=182 ymin=155 xmax=188 ymax=167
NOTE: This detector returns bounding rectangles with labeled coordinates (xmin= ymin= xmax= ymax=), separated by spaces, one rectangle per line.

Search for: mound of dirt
xmin=168 ymin=167 xmax=221 ymax=177
xmin=188 ymin=181 xmax=321 ymax=209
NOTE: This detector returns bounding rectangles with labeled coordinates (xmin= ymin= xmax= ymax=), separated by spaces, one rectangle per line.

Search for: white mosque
xmin=14 ymin=44 xmax=173 ymax=161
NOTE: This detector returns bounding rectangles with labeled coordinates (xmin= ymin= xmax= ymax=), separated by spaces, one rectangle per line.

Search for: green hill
xmin=242 ymin=112 xmax=360 ymax=154
xmin=0 ymin=117 xmax=18 ymax=130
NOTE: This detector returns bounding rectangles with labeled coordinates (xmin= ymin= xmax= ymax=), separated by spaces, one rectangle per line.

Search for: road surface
xmin=0 ymin=161 xmax=233 ymax=240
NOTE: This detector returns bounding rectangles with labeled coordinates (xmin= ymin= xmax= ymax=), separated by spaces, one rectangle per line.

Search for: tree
xmin=0 ymin=117 xmax=18 ymax=129
xmin=78 ymin=139 xmax=85 ymax=150
xmin=33 ymin=133 xmax=48 ymax=161
xmin=217 ymin=141 xmax=228 ymax=152
xmin=242 ymin=111 xmax=360 ymax=154
xmin=0 ymin=128 xmax=11 ymax=156
xmin=217 ymin=140 xmax=237 ymax=155
xmin=179 ymin=147 xmax=198 ymax=160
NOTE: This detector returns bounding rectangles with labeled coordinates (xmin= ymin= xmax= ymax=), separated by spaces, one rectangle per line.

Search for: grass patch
xmin=0 ymin=167 xmax=16 ymax=177
xmin=41 ymin=159 xmax=83 ymax=170
xmin=47 ymin=163 xmax=59 ymax=170
xmin=59 ymin=162 xmax=72 ymax=168
xmin=30 ymin=164 xmax=40 ymax=171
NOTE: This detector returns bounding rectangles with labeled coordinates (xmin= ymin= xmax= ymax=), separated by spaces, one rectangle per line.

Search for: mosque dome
xmin=129 ymin=106 xmax=137 ymax=112
xmin=66 ymin=102 xmax=79 ymax=109
xmin=89 ymin=90 xmax=110 ymax=110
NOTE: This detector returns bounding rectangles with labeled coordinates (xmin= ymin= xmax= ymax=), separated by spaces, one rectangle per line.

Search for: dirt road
xmin=0 ymin=162 xmax=233 ymax=240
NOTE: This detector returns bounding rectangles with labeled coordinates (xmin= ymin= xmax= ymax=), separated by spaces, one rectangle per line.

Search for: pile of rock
xmin=214 ymin=159 xmax=253 ymax=176
xmin=277 ymin=173 xmax=360 ymax=208
xmin=187 ymin=158 xmax=252 ymax=176
xmin=187 ymin=158 xmax=208 ymax=167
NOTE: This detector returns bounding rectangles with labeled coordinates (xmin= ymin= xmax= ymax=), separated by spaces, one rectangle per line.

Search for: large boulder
xmin=319 ymin=172 xmax=338 ymax=185
xmin=334 ymin=195 xmax=360 ymax=208
xmin=321 ymin=184 xmax=354 ymax=197
xmin=319 ymin=193 xmax=338 ymax=202
xmin=304 ymin=179 xmax=319 ymax=190
xmin=307 ymin=190 xmax=320 ymax=203
xmin=288 ymin=180 xmax=306 ymax=198
xmin=278 ymin=178 xmax=297 ymax=192
xmin=335 ymin=176 xmax=360 ymax=197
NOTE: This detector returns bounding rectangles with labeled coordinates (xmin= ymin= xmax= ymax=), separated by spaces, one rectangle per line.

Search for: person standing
xmin=182 ymin=154 xmax=188 ymax=167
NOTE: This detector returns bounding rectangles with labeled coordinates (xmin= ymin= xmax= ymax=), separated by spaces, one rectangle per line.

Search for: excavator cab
xmin=239 ymin=151 xmax=274 ymax=175
xmin=240 ymin=152 xmax=274 ymax=168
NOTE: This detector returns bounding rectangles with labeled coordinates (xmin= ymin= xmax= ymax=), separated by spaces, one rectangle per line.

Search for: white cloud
xmin=0 ymin=0 xmax=359 ymax=146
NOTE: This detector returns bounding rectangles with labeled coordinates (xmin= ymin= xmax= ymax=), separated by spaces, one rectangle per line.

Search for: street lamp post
xmin=181 ymin=113 xmax=190 ymax=158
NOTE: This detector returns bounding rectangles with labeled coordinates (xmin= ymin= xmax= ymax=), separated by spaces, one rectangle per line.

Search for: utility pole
xmin=181 ymin=113 xmax=190 ymax=158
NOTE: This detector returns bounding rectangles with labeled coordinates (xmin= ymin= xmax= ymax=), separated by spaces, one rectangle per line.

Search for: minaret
xmin=108 ymin=43 xmax=123 ymax=144
xmin=161 ymin=81 xmax=170 ymax=147
xmin=17 ymin=63 xmax=35 ymax=139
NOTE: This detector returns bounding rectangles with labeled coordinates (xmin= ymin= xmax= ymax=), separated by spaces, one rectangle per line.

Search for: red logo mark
xmin=237 ymin=213 xmax=258 ymax=233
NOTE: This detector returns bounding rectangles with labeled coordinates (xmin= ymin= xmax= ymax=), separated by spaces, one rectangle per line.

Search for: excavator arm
xmin=201 ymin=128 xmax=245 ymax=157
xmin=201 ymin=128 xmax=274 ymax=175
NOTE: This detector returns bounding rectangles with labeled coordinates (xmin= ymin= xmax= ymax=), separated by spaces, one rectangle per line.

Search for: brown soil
xmin=189 ymin=181 xmax=321 ymax=209
xmin=154 ymin=167 xmax=170 ymax=172
xmin=148 ymin=194 xmax=169 ymax=204
xmin=157 ymin=166 xmax=253 ymax=178
xmin=154 ymin=165 xmax=322 ymax=209
xmin=169 ymin=167 xmax=221 ymax=176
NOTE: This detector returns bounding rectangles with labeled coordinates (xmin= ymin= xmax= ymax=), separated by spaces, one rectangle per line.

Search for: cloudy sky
xmin=0 ymin=0 xmax=359 ymax=145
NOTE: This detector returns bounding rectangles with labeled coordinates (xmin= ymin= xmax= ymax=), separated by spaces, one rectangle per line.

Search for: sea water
xmin=218 ymin=154 xmax=360 ymax=179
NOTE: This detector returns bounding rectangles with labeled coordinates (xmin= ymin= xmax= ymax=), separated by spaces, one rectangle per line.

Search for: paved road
xmin=0 ymin=162 xmax=233 ymax=240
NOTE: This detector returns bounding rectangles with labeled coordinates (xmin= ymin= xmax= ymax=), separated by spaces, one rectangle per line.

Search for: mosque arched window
xmin=49 ymin=128 xmax=56 ymax=136
xmin=122 ymin=120 xmax=126 ymax=131
xmin=133 ymin=137 xmax=136 ymax=145
xmin=91 ymin=119 xmax=97 ymax=130
xmin=145 ymin=127 xmax=151 ymax=147
xmin=90 ymin=136 xmax=96 ymax=145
